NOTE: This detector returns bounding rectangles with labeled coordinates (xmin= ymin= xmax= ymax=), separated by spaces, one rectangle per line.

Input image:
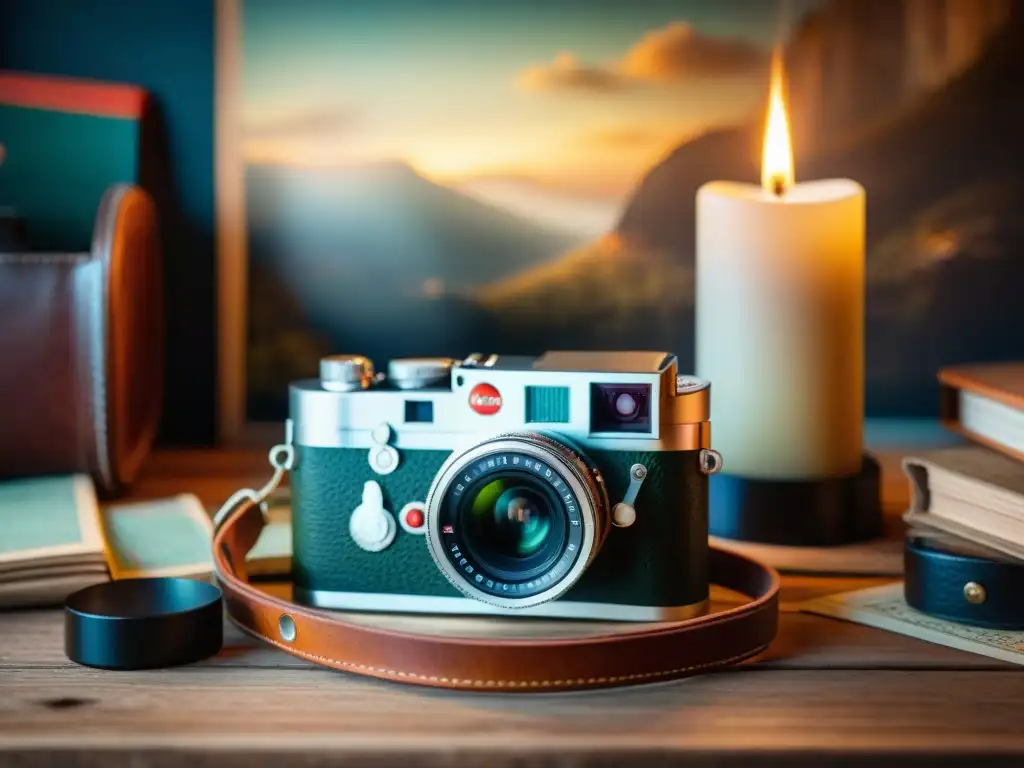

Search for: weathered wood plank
xmin=1 ymin=668 xmax=1022 ymax=759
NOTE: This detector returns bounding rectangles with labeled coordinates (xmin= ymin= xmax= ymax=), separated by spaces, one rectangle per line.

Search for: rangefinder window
xmin=590 ymin=383 xmax=652 ymax=434
xmin=404 ymin=400 xmax=434 ymax=423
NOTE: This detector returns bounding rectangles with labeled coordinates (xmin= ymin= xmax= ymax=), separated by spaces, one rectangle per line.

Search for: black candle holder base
xmin=708 ymin=454 xmax=884 ymax=547
xmin=0 ymin=208 xmax=26 ymax=252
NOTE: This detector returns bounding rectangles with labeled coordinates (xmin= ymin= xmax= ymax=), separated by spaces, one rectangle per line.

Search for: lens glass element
xmin=462 ymin=475 xmax=564 ymax=578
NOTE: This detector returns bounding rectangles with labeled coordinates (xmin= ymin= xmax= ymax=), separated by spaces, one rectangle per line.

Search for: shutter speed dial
xmin=321 ymin=355 xmax=376 ymax=392
xmin=387 ymin=358 xmax=455 ymax=390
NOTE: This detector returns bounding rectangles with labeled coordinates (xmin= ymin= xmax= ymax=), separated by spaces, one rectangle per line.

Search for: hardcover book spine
xmin=936 ymin=371 xmax=1024 ymax=464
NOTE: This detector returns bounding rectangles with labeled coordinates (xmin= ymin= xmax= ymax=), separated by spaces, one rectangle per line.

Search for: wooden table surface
xmin=2 ymin=447 xmax=1022 ymax=767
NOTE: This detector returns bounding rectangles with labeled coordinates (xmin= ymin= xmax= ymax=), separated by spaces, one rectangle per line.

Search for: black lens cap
xmin=64 ymin=577 xmax=223 ymax=670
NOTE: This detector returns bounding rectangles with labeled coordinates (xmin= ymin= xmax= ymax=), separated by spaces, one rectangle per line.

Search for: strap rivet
xmin=279 ymin=614 xmax=297 ymax=642
xmin=963 ymin=582 xmax=986 ymax=605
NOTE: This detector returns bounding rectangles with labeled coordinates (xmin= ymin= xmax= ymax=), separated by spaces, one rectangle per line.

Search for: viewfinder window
xmin=590 ymin=384 xmax=651 ymax=433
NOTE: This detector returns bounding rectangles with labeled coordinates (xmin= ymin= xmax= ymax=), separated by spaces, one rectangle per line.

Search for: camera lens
xmin=472 ymin=482 xmax=553 ymax=558
xmin=425 ymin=433 xmax=609 ymax=609
xmin=460 ymin=476 xmax=565 ymax=581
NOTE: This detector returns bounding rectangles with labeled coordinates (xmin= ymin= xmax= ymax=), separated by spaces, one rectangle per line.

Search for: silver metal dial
xmin=320 ymin=355 xmax=375 ymax=392
xmin=676 ymin=375 xmax=710 ymax=394
xmin=387 ymin=357 xmax=455 ymax=390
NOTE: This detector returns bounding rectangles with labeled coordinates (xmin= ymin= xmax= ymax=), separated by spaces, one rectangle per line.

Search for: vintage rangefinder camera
xmin=287 ymin=351 xmax=722 ymax=621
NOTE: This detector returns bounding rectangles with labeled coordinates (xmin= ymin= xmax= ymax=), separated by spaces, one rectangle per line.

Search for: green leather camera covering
xmin=291 ymin=444 xmax=708 ymax=608
xmin=291 ymin=446 xmax=460 ymax=597
xmin=570 ymin=448 xmax=708 ymax=607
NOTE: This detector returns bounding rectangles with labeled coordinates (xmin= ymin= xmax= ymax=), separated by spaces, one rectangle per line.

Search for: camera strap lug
xmin=368 ymin=422 xmax=400 ymax=475
xmin=212 ymin=438 xmax=295 ymax=533
xmin=699 ymin=449 xmax=723 ymax=475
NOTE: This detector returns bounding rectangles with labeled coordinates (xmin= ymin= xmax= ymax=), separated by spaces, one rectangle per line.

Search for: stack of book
xmin=903 ymin=362 xmax=1024 ymax=558
xmin=0 ymin=474 xmax=292 ymax=609
xmin=0 ymin=475 xmax=110 ymax=608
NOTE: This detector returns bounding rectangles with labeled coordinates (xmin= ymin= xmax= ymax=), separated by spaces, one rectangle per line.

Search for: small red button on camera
xmin=399 ymin=502 xmax=428 ymax=535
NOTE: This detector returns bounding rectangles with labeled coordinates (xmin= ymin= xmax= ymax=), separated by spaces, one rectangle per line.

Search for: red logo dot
xmin=469 ymin=383 xmax=502 ymax=415
xmin=405 ymin=508 xmax=424 ymax=529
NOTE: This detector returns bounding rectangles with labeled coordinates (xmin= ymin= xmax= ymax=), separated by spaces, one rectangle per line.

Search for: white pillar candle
xmin=695 ymin=53 xmax=866 ymax=481
xmin=695 ymin=178 xmax=865 ymax=480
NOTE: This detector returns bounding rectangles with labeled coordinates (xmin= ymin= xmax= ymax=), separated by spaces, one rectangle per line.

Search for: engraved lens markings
xmin=439 ymin=450 xmax=587 ymax=599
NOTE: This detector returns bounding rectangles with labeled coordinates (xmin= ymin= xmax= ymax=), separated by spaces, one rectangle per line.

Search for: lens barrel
xmin=425 ymin=433 xmax=609 ymax=609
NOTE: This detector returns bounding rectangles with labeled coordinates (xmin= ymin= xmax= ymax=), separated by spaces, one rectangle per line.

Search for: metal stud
xmin=279 ymin=614 xmax=297 ymax=642
xmin=963 ymin=582 xmax=987 ymax=605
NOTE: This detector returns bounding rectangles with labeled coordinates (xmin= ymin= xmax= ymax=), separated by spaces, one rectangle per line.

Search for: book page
xmin=802 ymin=582 xmax=1024 ymax=666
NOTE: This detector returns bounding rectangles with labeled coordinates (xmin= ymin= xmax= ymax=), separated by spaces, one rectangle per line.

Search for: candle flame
xmin=761 ymin=51 xmax=794 ymax=196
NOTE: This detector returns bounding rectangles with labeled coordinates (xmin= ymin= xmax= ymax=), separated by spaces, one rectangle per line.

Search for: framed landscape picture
xmin=216 ymin=0 xmax=1024 ymax=441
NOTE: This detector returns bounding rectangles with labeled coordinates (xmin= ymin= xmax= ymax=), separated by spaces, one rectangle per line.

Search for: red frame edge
xmin=0 ymin=71 xmax=147 ymax=118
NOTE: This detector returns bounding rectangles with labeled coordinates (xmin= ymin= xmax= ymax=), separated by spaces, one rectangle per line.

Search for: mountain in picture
xmin=480 ymin=0 xmax=1024 ymax=415
xmin=247 ymin=160 xmax=583 ymax=294
xmin=244 ymin=161 xmax=584 ymax=417
xmin=240 ymin=0 xmax=1024 ymax=422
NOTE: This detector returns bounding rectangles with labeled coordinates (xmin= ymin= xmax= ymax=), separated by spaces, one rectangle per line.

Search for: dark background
xmin=0 ymin=0 xmax=217 ymax=444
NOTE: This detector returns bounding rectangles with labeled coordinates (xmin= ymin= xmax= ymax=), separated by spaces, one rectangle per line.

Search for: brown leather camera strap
xmin=212 ymin=496 xmax=780 ymax=692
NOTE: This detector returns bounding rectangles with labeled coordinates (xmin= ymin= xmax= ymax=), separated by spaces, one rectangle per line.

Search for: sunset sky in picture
xmin=241 ymin=0 xmax=822 ymax=201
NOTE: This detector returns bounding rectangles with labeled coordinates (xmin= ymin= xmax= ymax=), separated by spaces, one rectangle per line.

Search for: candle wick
xmin=771 ymin=176 xmax=786 ymax=197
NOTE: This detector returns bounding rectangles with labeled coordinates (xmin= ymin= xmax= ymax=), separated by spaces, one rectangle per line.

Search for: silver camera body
xmin=287 ymin=350 xmax=720 ymax=621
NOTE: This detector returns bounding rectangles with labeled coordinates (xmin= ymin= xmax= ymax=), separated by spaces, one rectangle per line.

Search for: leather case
xmin=0 ymin=184 xmax=163 ymax=495
xmin=904 ymin=531 xmax=1024 ymax=630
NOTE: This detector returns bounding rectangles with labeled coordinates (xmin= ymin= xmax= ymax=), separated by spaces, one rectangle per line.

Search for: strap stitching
xmin=230 ymin=616 xmax=766 ymax=688
xmin=214 ymin=503 xmax=779 ymax=690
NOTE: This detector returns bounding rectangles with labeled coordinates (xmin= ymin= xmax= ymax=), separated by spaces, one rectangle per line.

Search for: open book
xmin=0 ymin=475 xmax=290 ymax=608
